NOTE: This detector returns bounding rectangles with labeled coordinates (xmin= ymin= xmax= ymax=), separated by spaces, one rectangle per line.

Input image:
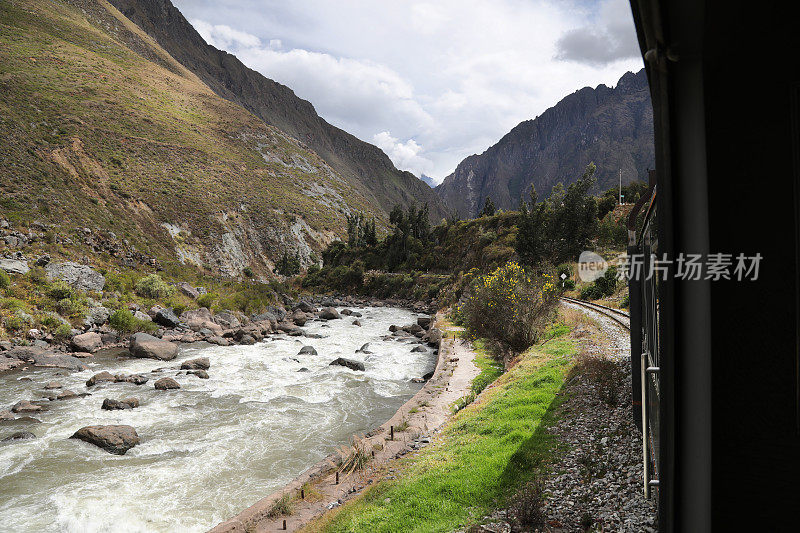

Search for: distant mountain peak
xmin=436 ymin=69 xmax=653 ymax=217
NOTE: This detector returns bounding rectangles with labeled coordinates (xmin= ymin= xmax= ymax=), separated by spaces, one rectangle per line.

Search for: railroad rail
xmin=560 ymin=296 xmax=631 ymax=330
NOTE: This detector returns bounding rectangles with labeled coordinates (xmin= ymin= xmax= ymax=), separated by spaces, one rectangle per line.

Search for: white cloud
xmin=177 ymin=0 xmax=644 ymax=184
xmin=373 ymin=131 xmax=434 ymax=177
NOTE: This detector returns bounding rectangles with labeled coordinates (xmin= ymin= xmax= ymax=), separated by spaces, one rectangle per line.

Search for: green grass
xmin=313 ymin=334 xmax=576 ymax=533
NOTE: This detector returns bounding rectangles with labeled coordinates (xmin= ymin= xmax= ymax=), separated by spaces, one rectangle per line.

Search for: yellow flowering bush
xmin=456 ymin=261 xmax=560 ymax=353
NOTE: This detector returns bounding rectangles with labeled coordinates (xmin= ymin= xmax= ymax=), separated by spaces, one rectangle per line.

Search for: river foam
xmin=0 ymin=306 xmax=434 ymax=533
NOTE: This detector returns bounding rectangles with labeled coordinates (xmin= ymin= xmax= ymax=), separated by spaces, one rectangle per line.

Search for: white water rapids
xmin=0 ymin=306 xmax=435 ymax=532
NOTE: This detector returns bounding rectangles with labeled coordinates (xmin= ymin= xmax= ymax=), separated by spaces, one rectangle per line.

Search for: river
xmin=0 ymin=306 xmax=434 ymax=532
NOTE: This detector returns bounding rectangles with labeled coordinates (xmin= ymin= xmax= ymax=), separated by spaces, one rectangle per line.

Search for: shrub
xmin=4 ymin=316 xmax=25 ymax=332
xmin=508 ymin=479 xmax=545 ymax=530
xmin=109 ymin=309 xmax=154 ymax=333
xmin=196 ymin=292 xmax=217 ymax=309
xmin=557 ymin=263 xmax=572 ymax=279
xmin=47 ymin=282 xmax=74 ymax=301
xmin=54 ymin=323 xmax=72 ymax=340
xmin=135 ymin=274 xmax=175 ymax=300
xmin=571 ymin=353 xmax=626 ymax=407
xmin=563 ymin=279 xmax=576 ymax=290
xmin=0 ymin=270 xmax=10 ymax=289
xmin=27 ymin=267 xmax=47 ymax=284
xmin=457 ymin=261 xmax=559 ymax=353
xmin=242 ymin=266 xmax=254 ymax=278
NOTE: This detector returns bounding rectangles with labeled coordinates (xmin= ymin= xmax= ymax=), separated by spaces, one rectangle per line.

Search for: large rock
xmin=329 ymin=357 xmax=365 ymax=371
xmin=291 ymin=310 xmax=307 ymax=326
xmin=133 ymin=310 xmax=152 ymax=322
xmin=154 ymin=308 xmax=181 ymax=328
xmin=86 ymin=371 xmax=116 ymax=387
xmin=187 ymin=369 xmax=209 ymax=379
xmin=11 ymin=400 xmax=42 ymax=413
xmin=2 ymin=431 xmax=36 ymax=442
xmin=180 ymin=308 xmax=222 ymax=335
xmin=70 ymin=425 xmax=139 ymax=455
xmin=102 ymin=398 xmax=139 ymax=410
xmin=177 ymin=282 xmax=200 ymax=299
xmin=319 ymin=307 xmax=341 ymax=320
xmin=4 ymin=346 xmax=87 ymax=371
xmin=129 ymin=333 xmax=178 ymax=361
xmin=294 ymin=300 xmax=315 ymax=313
xmin=0 ymin=259 xmax=29 ymax=275
xmin=424 ymin=327 xmax=442 ymax=346
xmin=180 ymin=357 xmax=210 ymax=370
xmin=298 ymin=346 xmax=317 ymax=355
xmin=45 ymin=262 xmax=105 ymax=292
xmin=417 ymin=316 xmax=432 ymax=330
xmin=154 ymin=377 xmax=180 ymax=390
xmin=213 ymin=311 xmax=241 ymax=330
xmin=71 ymin=332 xmax=102 ymax=353
xmin=84 ymin=306 xmax=111 ymax=327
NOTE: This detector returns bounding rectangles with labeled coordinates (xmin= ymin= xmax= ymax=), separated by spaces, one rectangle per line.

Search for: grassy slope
xmin=0 ymin=0 xmax=381 ymax=274
xmin=310 ymin=333 xmax=576 ymax=533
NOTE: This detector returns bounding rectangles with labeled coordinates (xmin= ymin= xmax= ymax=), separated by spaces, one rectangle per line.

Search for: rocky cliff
xmin=436 ymin=69 xmax=654 ymax=217
xmin=0 ymin=0 xmax=392 ymax=276
xmin=107 ymin=0 xmax=448 ymax=221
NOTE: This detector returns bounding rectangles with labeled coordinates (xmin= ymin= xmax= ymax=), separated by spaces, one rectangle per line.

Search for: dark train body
xmin=626 ymin=0 xmax=800 ymax=530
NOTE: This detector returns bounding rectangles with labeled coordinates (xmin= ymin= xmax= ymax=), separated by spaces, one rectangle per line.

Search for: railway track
xmin=561 ymin=296 xmax=631 ymax=330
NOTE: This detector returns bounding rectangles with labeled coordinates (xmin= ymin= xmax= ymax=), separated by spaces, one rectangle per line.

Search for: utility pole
xmin=619 ymin=168 xmax=623 ymax=205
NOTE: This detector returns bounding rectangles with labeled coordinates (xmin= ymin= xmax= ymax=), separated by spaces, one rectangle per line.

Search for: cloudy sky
xmin=174 ymin=0 xmax=643 ymax=183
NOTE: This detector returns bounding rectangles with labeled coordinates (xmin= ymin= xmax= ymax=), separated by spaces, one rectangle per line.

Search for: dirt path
xmin=209 ymin=315 xmax=480 ymax=533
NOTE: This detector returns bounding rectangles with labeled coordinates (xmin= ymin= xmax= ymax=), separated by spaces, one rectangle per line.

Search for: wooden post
xmin=390 ymin=425 xmax=394 ymax=441
xmin=282 ymin=519 xmax=287 ymax=530
xmin=335 ymin=471 xmax=339 ymax=484
xmin=301 ymin=489 xmax=305 ymax=500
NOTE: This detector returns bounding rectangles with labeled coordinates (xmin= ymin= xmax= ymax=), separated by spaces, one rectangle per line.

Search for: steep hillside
xmin=0 ymin=0 xmax=387 ymax=276
xmin=106 ymin=0 xmax=448 ymax=221
xmin=436 ymin=69 xmax=654 ymax=217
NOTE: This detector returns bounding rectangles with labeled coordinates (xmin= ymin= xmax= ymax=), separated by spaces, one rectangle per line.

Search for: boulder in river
xmin=239 ymin=334 xmax=256 ymax=345
xmin=180 ymin=308 xmax=223 ymax=335
xmin=417 ymin=316 xmax=432 ymax=330
xmin=71 ymin=332 xmax=102 ymax=353
xmin=352 ymin=319 xmax=362 ymax=327
xmin=56 ymin=390 xmax=79 ymax=400
xmin=187 ymin=370 xmax=209 ymax=379
xmin=154 ymin=377 xmax=180 ymax=390
xmin=11 ymin=400 xmax=42 ymax=413
xmin=292 ymin=310 xmax=307 ymax=326
xmin=154 ymin=308 xmax=181 ymax=328
xmin=45 ymin=262 xmax=105 ymax=292
xmin=298 ymin=346 xmax=317 ymax=356
xmin=4 ymin=346 xmax=87 ymax=371
xmin=129 ymin=333 xmax=178 ymax=361
xmin=117 ymin=374 xmax=148 ymax=385
xmin=0 ymin=410 xmax=15 ymax=420
xmin=180 ymin=357 xmax=210 ymax=371
xmin=44 ymin=381 xmax=62 ymax=390
xmin=208 ymin=336 xmax=231 ymax=346
xmin=86 ymin=371 xmax=116 ymax=387
xmin=101 ymin=398 xmax=139 ymax=410
xmin=294 ymin=300 xmax=315 ymax=313
xmin=70 ymin=425 xmax=139 ymax=455
xmin=329 ymin=357 xmax=365 ymax=372
xmin=411 ymin=345 xmax=427 ymax=353
xmin=319 ymin=307 xmax=341 ymax=320
xmin=2 ymin=431 xmax=36 ymax=442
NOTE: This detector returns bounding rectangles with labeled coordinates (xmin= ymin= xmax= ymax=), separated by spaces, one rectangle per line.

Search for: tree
xmin=515 ymin=185 xmax=546 ymax=265
xmin=479 ymin=196 xmax=496 ymax=217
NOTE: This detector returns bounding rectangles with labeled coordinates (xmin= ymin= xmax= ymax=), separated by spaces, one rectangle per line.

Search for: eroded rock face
xmin=71 ymin=332 xmax=102 ymax=353
xmin=154 ymin=377 xmax=180 ymax=390
xmin=329 ymin=357 xmax=365 ymax=372
xmin=70 ymin=425 xmax=139 ymax=455
xmin=45 ymin=262 xmax=105 ymax=292
xmin=129 ymin=333 xmax=178 ymax=361
xmin=0 ymin=259 xmax=29 ymax=275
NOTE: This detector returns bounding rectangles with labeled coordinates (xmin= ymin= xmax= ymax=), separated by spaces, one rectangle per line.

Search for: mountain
xmin=0 ymin=0 xmax=392 ymax=276
xmin=106 ymin=0 xmax=448 ymax=221
xmin=419 ymin=174 xmax=437 ymax=188
xmin=436 ymin=69 xmax=654 ymax=217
